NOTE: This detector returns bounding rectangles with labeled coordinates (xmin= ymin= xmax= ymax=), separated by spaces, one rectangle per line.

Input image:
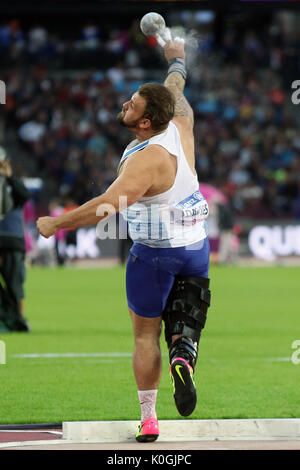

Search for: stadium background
xmin=0 ymin=0 xmax=300 ymax=431
xmin=1 ymin=0 xmax=299 ymax=266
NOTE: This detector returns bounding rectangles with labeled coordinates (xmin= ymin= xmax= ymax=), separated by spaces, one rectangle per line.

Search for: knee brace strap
xmin=163 ymin=275 xmax=211 ymax=349
xmin=169 ymin=336 xmax=198 ymax=369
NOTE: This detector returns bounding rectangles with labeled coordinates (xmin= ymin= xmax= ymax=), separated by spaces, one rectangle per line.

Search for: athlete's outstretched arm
xmin=163 ymin=40 xmax=194 ymax=127
xmin=36 ymin=146 xmax=162 ymax=238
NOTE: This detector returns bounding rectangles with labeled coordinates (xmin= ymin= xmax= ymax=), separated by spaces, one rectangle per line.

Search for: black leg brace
xmin=162 ymin=276 xmax=211 ymax=370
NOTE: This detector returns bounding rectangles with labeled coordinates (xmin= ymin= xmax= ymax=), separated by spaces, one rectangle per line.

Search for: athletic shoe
xmin=170 ymin=357 xmax=197 ymax=417
xmin=135 ymin=417 xmax=159 ymax=443
xmin=0 ymin=316 xmax=30 ymax=333
xmin=0 ymin=320 xmax=10 ymax=333
xmin=13 ymin=316 xmax=30 ymax=332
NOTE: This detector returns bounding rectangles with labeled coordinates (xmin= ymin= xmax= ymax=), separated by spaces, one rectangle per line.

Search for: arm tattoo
xmin=164 ymin=72 xmax=194 ymax=125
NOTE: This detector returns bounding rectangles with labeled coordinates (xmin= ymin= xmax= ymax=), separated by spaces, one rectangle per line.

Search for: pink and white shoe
xmin=135 ymin=417 xmax=159 ymax=442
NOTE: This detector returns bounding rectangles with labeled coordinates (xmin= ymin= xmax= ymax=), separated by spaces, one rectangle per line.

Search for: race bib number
xmin=175 ymin=190 xmax=209 ymax=226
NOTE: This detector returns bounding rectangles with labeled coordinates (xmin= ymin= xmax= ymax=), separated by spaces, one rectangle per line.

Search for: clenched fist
xmin=36 ymin=216 xmax=58 ymax=238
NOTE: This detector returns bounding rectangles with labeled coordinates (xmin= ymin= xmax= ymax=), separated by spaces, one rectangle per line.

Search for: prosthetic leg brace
xmin=163 ymin=276 xmax=211 ymax=416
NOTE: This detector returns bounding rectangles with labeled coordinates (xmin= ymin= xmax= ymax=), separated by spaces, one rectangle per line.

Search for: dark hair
xmin=138 ymin=83 xmax=175 ymax=132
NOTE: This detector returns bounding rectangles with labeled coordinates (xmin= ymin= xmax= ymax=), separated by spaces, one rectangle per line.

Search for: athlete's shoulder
xmin=135 ymin=144 xmax=168 ymax=166
xmin=122 ymin=144 xmax=166 ymax=171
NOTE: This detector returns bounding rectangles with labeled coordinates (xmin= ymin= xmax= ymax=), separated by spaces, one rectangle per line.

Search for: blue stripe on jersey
xmin=120 ymin=140 xmax=150 ymax=165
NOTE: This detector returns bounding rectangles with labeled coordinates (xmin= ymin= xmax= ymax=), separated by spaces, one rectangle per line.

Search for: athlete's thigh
xmin=126 ymin=251 xmax=175 ymax=318
xmin=180 ymin=237 xmax=210 ymax=277
xmin=129 ymin=308 xmax=163 ymax=340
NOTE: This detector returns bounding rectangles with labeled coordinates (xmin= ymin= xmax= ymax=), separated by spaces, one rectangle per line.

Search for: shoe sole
xmin=170 ymin=359 xmax=197 ymax=417
xmin=136 ymin=434 xmax=159 ymax=443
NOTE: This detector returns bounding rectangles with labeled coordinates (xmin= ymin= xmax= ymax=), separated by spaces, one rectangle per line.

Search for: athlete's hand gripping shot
xmin=37 ymin=30 xmax=211 ymax=443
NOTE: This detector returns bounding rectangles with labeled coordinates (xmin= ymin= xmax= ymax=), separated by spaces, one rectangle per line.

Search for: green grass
xmin=0 ymin=265 xmax=299 ymax=424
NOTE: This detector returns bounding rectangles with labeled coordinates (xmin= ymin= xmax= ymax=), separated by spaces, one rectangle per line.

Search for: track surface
xmin=1 ymin=429 xmax=300 ymax=450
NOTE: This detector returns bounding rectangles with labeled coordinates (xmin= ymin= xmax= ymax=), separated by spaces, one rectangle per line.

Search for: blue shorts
xmin=126 ymin=237 xmax=210 ymax=318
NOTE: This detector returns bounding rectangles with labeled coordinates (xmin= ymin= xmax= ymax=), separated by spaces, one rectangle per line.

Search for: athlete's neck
xmin=134 ymin=126 xmax=168 ymax=143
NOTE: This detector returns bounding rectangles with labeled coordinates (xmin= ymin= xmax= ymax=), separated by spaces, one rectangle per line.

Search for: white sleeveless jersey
xmin=120 ymin=121 xmax=209 ymax=248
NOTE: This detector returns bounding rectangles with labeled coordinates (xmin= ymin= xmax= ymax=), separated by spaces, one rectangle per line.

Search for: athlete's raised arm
xmin=163 ymin=39 xmax=194 ymax=128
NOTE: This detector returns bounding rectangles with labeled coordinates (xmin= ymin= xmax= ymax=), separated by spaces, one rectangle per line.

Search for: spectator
xmin=0 ymin=147 xmax=30 ymax=332
xmin=18 ymin=110 xmax=47 ymax=143
xmin=82 ymin=23 xmax=100 ymax=50
xmin=217 ymin=201 xmax=236 ymax=265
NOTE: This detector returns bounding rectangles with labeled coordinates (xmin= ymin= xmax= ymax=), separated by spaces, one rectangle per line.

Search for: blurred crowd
xmin=2 ymin=10 xmax=300 ymax=224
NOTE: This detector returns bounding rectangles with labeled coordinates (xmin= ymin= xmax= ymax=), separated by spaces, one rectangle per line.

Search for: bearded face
xmin=117 ymin=92 xmax=149 ymax=130
xmin=117 ymin=110 xmax=142 ymax=129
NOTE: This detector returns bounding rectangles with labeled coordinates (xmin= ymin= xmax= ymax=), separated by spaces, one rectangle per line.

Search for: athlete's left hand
xmin=163 ymin=38 xmax=185 ymax=63
xmin=37 ymin=216 xmax=58 ymax=238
